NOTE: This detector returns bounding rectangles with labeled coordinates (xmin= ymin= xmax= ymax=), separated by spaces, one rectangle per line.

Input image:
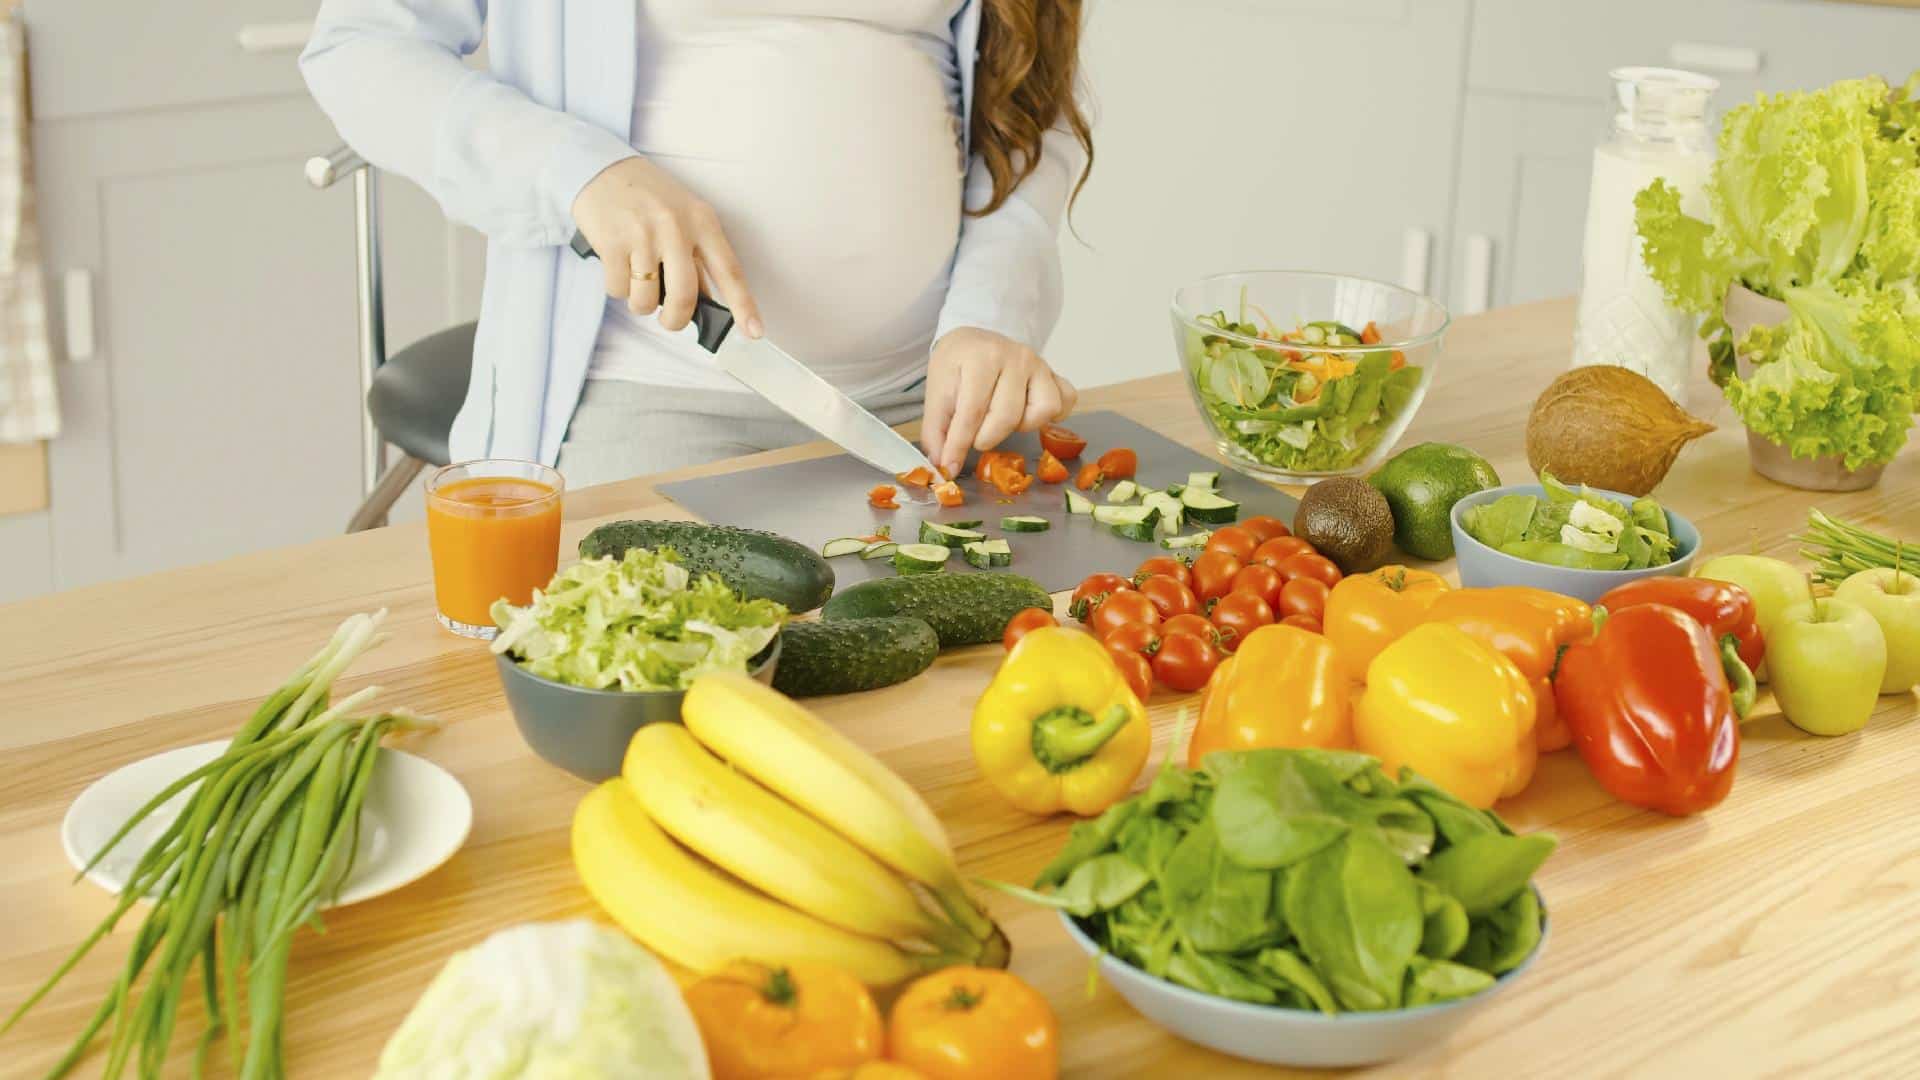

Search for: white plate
xmin=62 ymin=739 xmax=472 ymax=908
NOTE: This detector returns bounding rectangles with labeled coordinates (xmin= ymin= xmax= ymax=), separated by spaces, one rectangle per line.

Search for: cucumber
xmin=962 ymin=539 xmax=1013 ymax=569
xmin=919 ymin=521 xmax=986 ymax=547
xmin=771 ymin=616 xmax=939 ymax=697
xmin=1142 ymin=492 xmax=1184 ymax=535
xmin=859 ymin=541 xmax=899 ymax=560
xmin=1110 ymin=519 xmax=1160 ymax=542
xmin=1186 ymin=471 xmax=1220 ymax=490
xmin=1161 ymin=531 xmax=1212 ymax=550
xmin=1107 ymin=480 xmax=1139 ymax=504
xmin=1179 ymin=486 xmax=1241 ymax=524
xmin=1092 ymin=504 xmax=1159 ymax=528
xmin=1065 ymin=490 xmax=1094 ymax=515
xmin=821 ymin=537 xmax=869 ymax=559
xmin=579 ymin=520 xmax=833 ymax=613
xmin=1000 ymin=515 xmax=1050 ymax=533
xmin=893 ymin=543 xmax=952 ymax=574
xmin=945 ymin=519 xmax=984 ymax=530
xmin=822 ymin=572 xmax=1053 ymax=647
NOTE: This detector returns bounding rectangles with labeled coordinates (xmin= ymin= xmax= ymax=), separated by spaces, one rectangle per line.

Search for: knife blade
xmin=569 ymin=231 xmax=937 ymax=478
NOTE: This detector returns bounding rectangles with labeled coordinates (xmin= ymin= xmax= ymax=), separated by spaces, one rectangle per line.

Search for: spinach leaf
xmin=1036 ymin=799 xmax=1138 ymax=887
xmin=1115 ymin=813 xmax=1184 ymax=880
xmin=1457 ymin=887 xmax=1543 ymax=976
xmin=1206 ymin=346 xmax=1271 ymax=409
xmin=1164 ymin=944 xmax=1279 ymax=1005
xmin=1163 ymin=818 xmax=1280 ymax=953
xmin=1051 ymin=854 xmax=1151 ymax=916
xmin=1379 ymin=365 xmax=1424 ymax=419
xmin=1405 ymin=956 xmax=1496 ymax=1007
xmin=1283 ymin=830 xmax=1423 ymax=1011
xmin=1398 ymin=774 xmax=1510 ymax=846
xmin=1256 ymin=948 xmax=1339 ymax=1015
xmin=1418 ymin=833 xmax=1556 ymax=916
xmin=1209 ymin=751 xmax=1357 ymax=869
xmin=1416 ymin=878 xmax=1470 ymax=959
xmin=1370 ymin=799 xmax=1437 ymax=865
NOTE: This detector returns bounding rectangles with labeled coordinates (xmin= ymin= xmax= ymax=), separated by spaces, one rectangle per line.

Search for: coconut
xmin=1526 ymin=367 xmax=1714 ymax=496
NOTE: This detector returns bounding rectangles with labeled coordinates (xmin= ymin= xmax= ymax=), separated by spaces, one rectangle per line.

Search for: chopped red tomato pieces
xmin=1074 ymin=461 xmax=1104 ymax=491
xmin=1095 ymin=447 xmax=1138 ymax=480
xmin=1359 ymin=321 xmax=1383 ymax=345
xmin=1036 ymin=450 xmax=1069 ymax=484
xmin=934 ymin=480 xmax=966 ymax=507
xmin=1039 ymin=423 xmax=1086 ymax=461
xmin=895 ymin=466 xmax=934 ymax=487
xmin=868 ymin=484 xmax=899 ymax=509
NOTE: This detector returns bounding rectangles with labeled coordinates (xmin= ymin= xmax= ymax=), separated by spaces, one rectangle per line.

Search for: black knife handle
xmin=568 ymin=230 xmax=734 ymax=354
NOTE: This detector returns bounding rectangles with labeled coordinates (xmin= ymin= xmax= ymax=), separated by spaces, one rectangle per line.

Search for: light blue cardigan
xmin=301 ymin=0 xmax=1086 ymax=466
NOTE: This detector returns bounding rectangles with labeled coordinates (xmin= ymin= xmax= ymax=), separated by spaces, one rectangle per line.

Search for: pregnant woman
xmin=302 ymin=1 xmax=1091 ymax=485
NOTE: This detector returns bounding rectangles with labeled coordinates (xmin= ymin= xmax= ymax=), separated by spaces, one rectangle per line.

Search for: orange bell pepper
xmin=1421 ymin=586 xmax=1594 ymax=753
xmin=1188 ymin=624 xmax=1352 ymax=767
xmin=1322 ymin=565 xmax=1451 ymax=680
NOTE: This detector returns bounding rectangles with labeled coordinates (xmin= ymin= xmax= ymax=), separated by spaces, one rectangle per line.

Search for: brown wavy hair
xmin=969 ymin=0 xmax=1093 ymax=217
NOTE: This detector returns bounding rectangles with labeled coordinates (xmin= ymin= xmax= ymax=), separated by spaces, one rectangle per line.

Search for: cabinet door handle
xmin=63 ymin=269 xmax=95 ymax=363
xmin=1668 ymin=41 xmax=1760 ymax=75
xmin=236 ymin=21 xmax=313 ymax=53
xmin=1400 ymin=227 xmax=1431 ymax=294
xmin=1461 ymin=235 xmax=1492 ymax=316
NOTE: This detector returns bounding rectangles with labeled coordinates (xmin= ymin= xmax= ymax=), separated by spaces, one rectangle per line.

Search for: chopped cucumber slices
xmin=1186 ymin=471 xmax=1220 ymax=491
xmin=892 ymin=543 xmax=952 ymax=574
xmin=859 ymin=540 xmax=899 ymax=560
xmin=1091 ymin=504 xmax=1158 ymax=527
xmin=1141 ymin=492 xmax=1185 ymax=536
xmin=961 ymin=539 xmax=1013 ymax=569
xmin=1000 ymin=515 xmax=1050 ymax=533
xmin=1106 ymin=480 xmax=1139 ymax=504
xmin=919 ymin=521 xmax=986 ymax=547
xmin=1160 ymin=531 xmax=1212 ymax=550
xmin=821 ymin=537 xmax=869 ymax=558
xmin=1179 ymin=486 xmax=1240 ymax=524
xmin=1065 ymin=490 xmax=1094 ymax=515
xmin=945 ymin=519 xmax=984 ymax=530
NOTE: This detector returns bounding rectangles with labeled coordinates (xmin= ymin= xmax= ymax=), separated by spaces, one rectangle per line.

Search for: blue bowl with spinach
xmin=1450 ymin=481 xmax=1701 ymax=604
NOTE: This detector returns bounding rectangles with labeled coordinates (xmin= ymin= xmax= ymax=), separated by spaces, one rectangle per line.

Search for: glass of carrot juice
xmin=424 ymin=460 xmax=564 ymax=639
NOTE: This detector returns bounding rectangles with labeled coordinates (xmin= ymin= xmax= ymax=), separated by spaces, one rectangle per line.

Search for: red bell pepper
xmin=1553 ymin=603 xmax=1743 ymax=816
xmin=1596 ymin=577 xmax=1765 ymax=674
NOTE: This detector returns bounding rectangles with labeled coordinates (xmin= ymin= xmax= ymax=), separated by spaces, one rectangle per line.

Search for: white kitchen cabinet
xmin=1049 ymin=0 xmax=1471 ymax=389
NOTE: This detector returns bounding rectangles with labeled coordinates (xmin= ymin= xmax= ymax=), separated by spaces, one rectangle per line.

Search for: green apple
xmin=1694 ymin=554 xmax=1813 ymax=681
xmin=1769 ymin=598 xmax=1888 ymax=736
xmin=1833 ymin=568 xmax=1920 ymax=693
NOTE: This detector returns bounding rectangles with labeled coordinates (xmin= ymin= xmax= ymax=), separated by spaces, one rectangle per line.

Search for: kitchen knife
xmin=568 ymin=231 xmax=939 ymax=478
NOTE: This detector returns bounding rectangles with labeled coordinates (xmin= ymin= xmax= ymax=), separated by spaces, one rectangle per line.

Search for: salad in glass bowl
xmin=1173 ymin=271 xmax=1449 ymax=482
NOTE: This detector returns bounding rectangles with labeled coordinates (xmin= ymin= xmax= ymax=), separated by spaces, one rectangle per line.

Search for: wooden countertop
xmin=4 ymin=298 xmax=1918 ymax=1077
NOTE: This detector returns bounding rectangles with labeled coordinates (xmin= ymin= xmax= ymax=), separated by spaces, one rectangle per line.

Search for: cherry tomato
xmin=1101 ymin=620 xmax=1161 ymax=662
xmin=1133 ymin=555 xmax=1193 ymax=589
xmin=1001 ymin=607 xmax=1058 ymax=651
xmin=1277 ymin=576 xmax=1331 ymax=621
xmin=1240 ymin=515 xmax=1292 ymax=544
xmin=1039 ymin=423 xmax=1087 ymax=461
xmin=1073 ymin=462 xmax=1104 ymax=491
xmin=1069 ymin=573 xmax=1132 ymax=623
xmin=1203 ymin=526 xmax=1259 ymax=563
xmin=1229 ymin=563 xmax=1286 ymax=608
xmin=1190 ymin=550 xmax=1244 ymax=604
xmin=1252 ymin=536 xmax=1315 ymax=569
xmin=1209 ymin=591 xmax=1275 ymax=652
xmin=991 ymin=469 xmax=1034 ymax=497
xmin=1036 ymin=450 xmax=1069 ymax=484
xmin=1152 ymin=631 xmax=1223 ymax=693
xmin=1088 ymin=589 xmax=1161 ymax=641
xmin=1278 ymin=551 xmax=1343 ymax=588
xmin=1112 ymin=650 xmax=1154 ymax=702
xmin=1160 ymin=613 xmax=1219 ymax=644
xmin=1280 ymin=613 xmax=1323 ymax=634
xmin=1095 ymin=447 xmax=1138 ymax=480
xmin=1137 ymin=575 xmax=1200 ymax=619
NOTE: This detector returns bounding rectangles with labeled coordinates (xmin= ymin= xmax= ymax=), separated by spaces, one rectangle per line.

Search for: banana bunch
xmin=572 ymin=671 xmax=1009 ymax=987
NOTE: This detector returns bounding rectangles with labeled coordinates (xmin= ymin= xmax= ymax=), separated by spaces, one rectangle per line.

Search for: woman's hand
xmin=572 ymin=156 xmax=763 ymax=338
xmin=921 ymin=328 xmax=1078 ymax=477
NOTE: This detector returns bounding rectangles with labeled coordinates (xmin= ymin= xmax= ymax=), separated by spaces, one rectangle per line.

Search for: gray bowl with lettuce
xmin=491 ymin=548 xmax=785 ymax=782
xmin=1450 ymin=477 xmax=1700 ymax=603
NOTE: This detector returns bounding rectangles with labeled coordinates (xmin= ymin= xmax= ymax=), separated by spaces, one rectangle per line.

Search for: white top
xmin=587 ymin=0 xmax=966 ymax=398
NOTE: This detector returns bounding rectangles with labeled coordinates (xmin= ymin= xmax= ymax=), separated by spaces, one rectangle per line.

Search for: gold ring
xmin=631 ymin=269 xmax=656 ymax=282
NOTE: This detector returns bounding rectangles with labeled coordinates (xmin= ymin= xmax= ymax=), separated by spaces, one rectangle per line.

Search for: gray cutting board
xmin=656 ymin=411 xmax=1299 ymax=593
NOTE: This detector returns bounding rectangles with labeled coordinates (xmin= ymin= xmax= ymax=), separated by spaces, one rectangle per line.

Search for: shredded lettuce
xmin=1634 ymin=73 xmax=1920 ymax=467
xmin=491 ymin=547 xmax=785 ymax=691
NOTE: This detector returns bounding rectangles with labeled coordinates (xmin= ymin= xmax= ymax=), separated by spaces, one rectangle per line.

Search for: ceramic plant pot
xmin=1722 ymin=284 xmax=1886 ymax=492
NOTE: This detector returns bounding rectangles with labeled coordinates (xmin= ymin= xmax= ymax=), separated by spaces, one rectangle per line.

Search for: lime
xmin=1369 ymin=443 xmax=1501 ymax=561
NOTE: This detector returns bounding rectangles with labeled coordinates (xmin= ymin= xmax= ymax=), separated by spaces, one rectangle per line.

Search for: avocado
xmin=1293 ymin=476 xmax=1395 ymax=575
xmin=1369 ymin=443 xmax=1501 ymax=561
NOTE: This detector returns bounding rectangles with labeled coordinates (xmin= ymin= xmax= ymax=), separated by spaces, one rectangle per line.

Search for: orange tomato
xmin=888 ymin=968 xmax=1059 ymax=1080
xmin=1036 ymin=450 xmax=1069 ymax=484
xmin=1073 ymin=461 xmax=1104 ymax=491
xmin=1321 ymin=565 xmax=1451 ymax=680
xmin=1038 ymin=423 xmax=1086 ymax=461
xmin=869 ymin=484 xmax=900 ymax=510
xmin=1251 ymin=536 xmax=1315 ymax=569
xmin=1111 ymin=649 xmax=1154 ymax=703
xmin=685 ymin=961 xmax=884 ymax=1080
xmin=1094 ymin=447 xmax=1137 ymax=480
xmin=1002 ymin=607 xmax=1058 ymax=652
xmin=1240 ymin=515 xmax=1291 ymax=544
xmin=1203 ymin=525 xmax=1259 ymax=563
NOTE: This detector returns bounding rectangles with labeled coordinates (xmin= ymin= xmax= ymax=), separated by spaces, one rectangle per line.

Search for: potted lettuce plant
xmin=1634 ymin=73 xmax=1920 ymax=491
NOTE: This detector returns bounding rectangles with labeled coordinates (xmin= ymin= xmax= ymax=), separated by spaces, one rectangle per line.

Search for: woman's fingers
xmin=974 ymin=361 xmax=1030 ymax=451
xmin=625 ymin=242 xmax=661 ymax=315
xmin=1018 ymin=369 xmax=1064 ymax=433
xmin=940 ymin=362 xmax=998 ymax=477
xmin=693 ymin=219 xmax=762 ymax=339
xmin=656 ymin=223 xmax=699 ymax=331
xmin=1056 ymin=374 xmax=1079 ymax=419
xmin=920 ymin=372 xmax=956 ymax=464
xmin=602 ymin=240 xmax=634 ymax=300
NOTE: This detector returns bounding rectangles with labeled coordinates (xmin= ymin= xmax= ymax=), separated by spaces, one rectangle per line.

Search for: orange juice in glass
xmin=425 ymin=460 xmax=564 ymax=639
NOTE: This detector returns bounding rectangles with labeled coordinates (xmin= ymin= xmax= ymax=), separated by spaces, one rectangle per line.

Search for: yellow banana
xmin=571 ymin=778 xmax=925 ymax=987
xmin=680 ymin=673 xmax=997 ymax=944
xmin=623 ymin=724 xmax=972 ymax=953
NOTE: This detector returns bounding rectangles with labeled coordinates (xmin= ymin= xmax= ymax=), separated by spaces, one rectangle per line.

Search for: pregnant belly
xmin=632 ymin=23 xmax=964 ymax=377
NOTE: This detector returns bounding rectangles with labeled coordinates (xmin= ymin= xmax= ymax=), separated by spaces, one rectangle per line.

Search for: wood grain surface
xmin=2 ymin=298 xmax=1917 ymax=1078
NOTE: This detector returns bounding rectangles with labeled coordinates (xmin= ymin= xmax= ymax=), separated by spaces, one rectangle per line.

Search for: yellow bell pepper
xmin=1354 ymin=623 xmax=1537 ymax=808
xmin=1323 ymin=565 xmax=1452 ymax=680
xmin=972 ymin=626 xmax=1151 ymax=816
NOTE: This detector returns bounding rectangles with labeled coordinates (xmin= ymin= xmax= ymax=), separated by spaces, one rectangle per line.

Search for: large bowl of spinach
xmin=1174 ymin=271 xmax=1449 ymax=482
xmin=1006 ymin=748 xmax=1550 ymax=1067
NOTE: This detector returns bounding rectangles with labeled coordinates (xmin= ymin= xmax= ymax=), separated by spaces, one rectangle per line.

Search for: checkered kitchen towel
xmin=0 ymin=10 xmax=57 ymax=443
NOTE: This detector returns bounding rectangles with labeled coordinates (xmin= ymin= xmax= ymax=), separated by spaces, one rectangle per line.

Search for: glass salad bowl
xmin=1172 ymin=271 xmax=1450 ymax=484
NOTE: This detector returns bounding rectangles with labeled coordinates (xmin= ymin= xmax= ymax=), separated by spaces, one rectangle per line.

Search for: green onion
xmin=1797 ymin=509 xmax=1915 ymax=584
